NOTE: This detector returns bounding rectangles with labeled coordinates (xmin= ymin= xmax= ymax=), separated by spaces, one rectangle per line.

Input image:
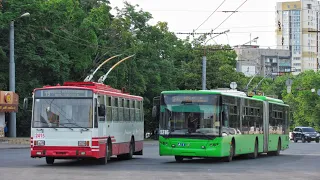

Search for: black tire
xmin=274 ymin=140 xmax=281 ymax=156
xmin=267 ymin=140 xmax=281 ymax=156
xmin=127 ymin=140 xmax=134 ymax=159
xmin=316 ymin=140 xmax=319 ymax=143
xmin=293 ymin=137 xmax=297 ymax=143
xmin=248 ymin=141 xmax=258 ymax=159
xmin=225 ymin=141 xmax=234 ymax=162
xmin=123 ymin=140 xmax=134 ymax=160
xmin=308 ymin=140 xmax=311 ymax=143
xmin=46 ymin=157 xmax=54 ymax=165
xmin=117 ymin=139 xmax=134 ymax=160
xmin=175 ymin=156 xmax=183 ymax=162
xmin=107 ymin=142 xmax=112 ymax=161
xmin=98 ymin=144 xmax=108 ymax=165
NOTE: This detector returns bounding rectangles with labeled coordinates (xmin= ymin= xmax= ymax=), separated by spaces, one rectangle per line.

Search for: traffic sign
xmin=287 ymin=86 xmax=291 ymax=93
xmin=230 ymin=82 xmax=237 ymax=89
xmin=286 ymin=79 xmax=293 ymax=86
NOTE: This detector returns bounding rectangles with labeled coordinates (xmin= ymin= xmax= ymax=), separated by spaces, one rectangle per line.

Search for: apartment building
xmin=234 ymin=45 xmax=291 ymax=77
xmin=276 ymin=0 xmax=320 ymax=74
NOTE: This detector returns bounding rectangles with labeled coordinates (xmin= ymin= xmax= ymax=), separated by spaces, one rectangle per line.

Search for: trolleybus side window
xmin=94 ymin=98 xmax=98 ymax=128
xmin=124 ymin=98 xmax=130 ymax=121
xmin=135 ymin=101 xmax=141 ymax=122
xmin=269 ymin=103 xmax=286 ymax=134
xmin=241 ymin=99 xmax=263 ymax=135
xmin=122 ymin=98 xmax=125 ymax=121
xmin=98 ymin=95 xmax=106 ymax=122
xmin=106 ymin=96 xmax=112 ymax=122
xmin=129 ymin=100 xmax=135 ymax=121
xmin=112 ymin=97 xmax=119 ymax=122
xmin=221 ymin=95 xmax=240 ymax=135
xmin=118 ymin=97 xmax=124 ymax=122
xmin=141 ymin=100 xmax=144 ymax=122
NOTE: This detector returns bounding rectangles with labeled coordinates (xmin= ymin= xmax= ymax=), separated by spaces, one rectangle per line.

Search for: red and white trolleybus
xmin=24 ymin=80 xmax=144 ymax=165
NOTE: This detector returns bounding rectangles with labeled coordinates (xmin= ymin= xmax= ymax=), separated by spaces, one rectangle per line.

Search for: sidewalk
xmin=0 ymin=137 xmax=30 ymax=149
xmin=0 ymin=143 xmax=29 ymax=149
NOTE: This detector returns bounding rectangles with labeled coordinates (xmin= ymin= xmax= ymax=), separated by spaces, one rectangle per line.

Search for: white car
xmin=289 ymin=132 xmax=293 ymax=140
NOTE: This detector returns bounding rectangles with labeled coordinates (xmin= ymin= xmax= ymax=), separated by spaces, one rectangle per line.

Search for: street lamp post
xmin=9 ymin=12 xmax=30 ymax=137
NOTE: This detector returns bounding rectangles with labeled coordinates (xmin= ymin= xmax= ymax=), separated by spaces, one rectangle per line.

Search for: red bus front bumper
xmin=31 ymin=146 xmax=100 ymax=159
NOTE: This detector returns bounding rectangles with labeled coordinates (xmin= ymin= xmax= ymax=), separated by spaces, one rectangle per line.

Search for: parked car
xmin=292 ymin=126 xmax=320 ymax=143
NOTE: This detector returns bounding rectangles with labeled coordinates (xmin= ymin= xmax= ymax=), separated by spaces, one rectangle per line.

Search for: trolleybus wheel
xmin=275 ymin=140 xmax=281 ymax=156
xmin=225 ymin=142 xmax=234 ymax=162
xmin=175 ymin=156 xmax=183 ymax=162
xmin=249 ymin=141 xmax=258 ymax=159
xmin=268 ymin=139 xmax=281 ymax=156
xmin=127 ymin=141 xmax=134 ymax=159
xmin=99 ymin=144 xmax=108 ymax=165
xmin=46 ymin=157 xmax=54 ymax=165
xmin=107 ymin=141 xmax=112 ymax=161
xmin=121 ymin=139 xmax=134 ymax=160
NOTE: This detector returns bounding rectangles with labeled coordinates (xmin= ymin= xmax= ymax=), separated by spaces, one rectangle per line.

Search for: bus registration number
xmin=35 ymin=133 xmax=45 ymax=139
xmin=159 ymin=130 xmax=169 ymax=135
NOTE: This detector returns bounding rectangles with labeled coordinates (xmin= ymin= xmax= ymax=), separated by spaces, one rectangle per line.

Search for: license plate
xmin=35 ymin=133 xmax=45 ymax=139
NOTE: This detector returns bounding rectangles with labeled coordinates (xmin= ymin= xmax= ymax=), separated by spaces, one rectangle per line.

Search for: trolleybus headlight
xmin=78 ymin=141 xmax=89 ymax=146
xmin=35 ymin=140 xmax=45 ymax=146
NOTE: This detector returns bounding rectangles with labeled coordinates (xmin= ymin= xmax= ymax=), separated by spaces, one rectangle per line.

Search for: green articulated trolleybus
xmin=152 ymin=89 xmax=290 ymax=162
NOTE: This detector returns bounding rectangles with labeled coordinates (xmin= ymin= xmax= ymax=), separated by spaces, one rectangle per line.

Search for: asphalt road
xmin=0 ymin=141 xmax=319 ymax=180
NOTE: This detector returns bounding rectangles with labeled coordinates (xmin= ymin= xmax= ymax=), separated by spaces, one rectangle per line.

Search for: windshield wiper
xmin=58 ymin=123 xmax=75 ymax=130
xmin=185 ymin=131 xmax=213 ymax=139
xmin=60 ymin=122 xmax=89 ymax=132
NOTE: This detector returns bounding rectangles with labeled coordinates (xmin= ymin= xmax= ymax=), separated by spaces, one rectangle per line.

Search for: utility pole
xmin=9 ymin=20 xmax=15 ymax=137
xmin=201 ymin=30 xmax=230 ymax=90
xmin=177 ymin=29 xmax=231 ymax=90
xmin=308 ymin=11 xmax=319 ymax=71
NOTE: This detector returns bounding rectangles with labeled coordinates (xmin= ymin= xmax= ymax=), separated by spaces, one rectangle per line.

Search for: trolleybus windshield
xmin=32 ymin=89 xmax=93 ymax=128
xmin=159 ymin=94 xmax=221 ymax=137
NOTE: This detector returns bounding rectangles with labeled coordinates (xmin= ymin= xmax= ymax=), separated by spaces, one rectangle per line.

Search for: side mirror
xmin=23 ymin=98 xmax=28 ymax=110
xmin=23 ymin=97 xmax=33 ymax=111
xmin=98 ymin=104 xmax=106 ymax=116
xmin=152 ymin=106 xmax=157 ymax=118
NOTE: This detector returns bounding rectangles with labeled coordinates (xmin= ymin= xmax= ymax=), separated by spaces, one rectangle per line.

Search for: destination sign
xmin=35 ymin=89 xmax=93 ymax=98
xmin=172 ymin=95 xmax=209 ymax=103
xmin=164 ymin=94 xmax=216 ymax=104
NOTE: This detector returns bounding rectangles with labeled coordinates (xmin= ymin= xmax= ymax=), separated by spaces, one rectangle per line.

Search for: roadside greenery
xmin=0 ymin=0 xmax=318 ymax=135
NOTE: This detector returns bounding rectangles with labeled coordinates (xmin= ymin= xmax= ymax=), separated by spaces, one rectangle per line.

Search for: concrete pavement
xmin=0 ymin=141 xmax=320 ymax=180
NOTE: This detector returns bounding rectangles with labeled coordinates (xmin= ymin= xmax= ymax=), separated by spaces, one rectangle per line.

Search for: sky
xmin=109 ymin=0 xmax=292 ymax=48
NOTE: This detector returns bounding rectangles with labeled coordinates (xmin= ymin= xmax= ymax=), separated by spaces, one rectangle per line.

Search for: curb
xmin=0 ymin=140 xmax=159 ymax=149
xmin=0 ymin=147 xmax=29 ymax=150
